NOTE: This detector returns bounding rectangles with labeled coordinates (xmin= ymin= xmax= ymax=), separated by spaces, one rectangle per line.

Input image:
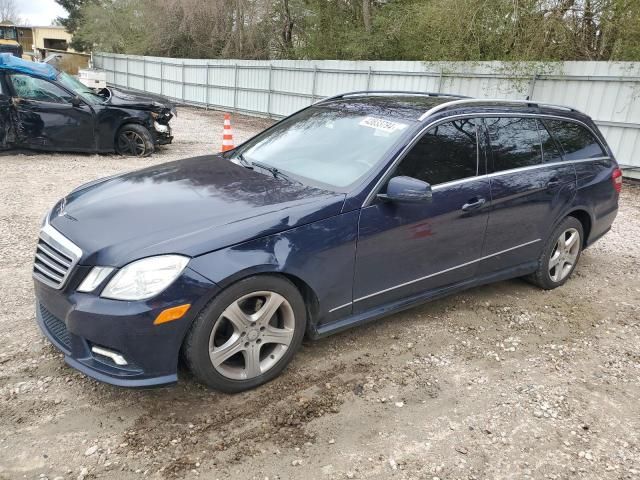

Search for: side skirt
xmin=310 ymin=261 xmax=538 ymax=339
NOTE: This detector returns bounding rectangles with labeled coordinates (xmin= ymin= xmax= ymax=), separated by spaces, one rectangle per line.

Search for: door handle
xmin=547 ymin=178 xmax=561 ymax=189
xmin=461 ymin=197 xmax=486 ymax=211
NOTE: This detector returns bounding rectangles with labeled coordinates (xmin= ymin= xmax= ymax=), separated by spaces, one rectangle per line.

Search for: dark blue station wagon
xmin=33 ymin=92 xmax=622 ymax=392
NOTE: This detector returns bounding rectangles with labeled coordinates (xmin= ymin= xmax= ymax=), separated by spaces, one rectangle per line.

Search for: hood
xmin=105 ymin=86 xmax=177 ymax=116
xmin=49 ymin=155 xmax=345 ymax=266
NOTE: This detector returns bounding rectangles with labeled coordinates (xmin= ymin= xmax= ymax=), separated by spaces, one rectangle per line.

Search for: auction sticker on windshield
xmin=359 ymin=116 xmax=408 ymax=133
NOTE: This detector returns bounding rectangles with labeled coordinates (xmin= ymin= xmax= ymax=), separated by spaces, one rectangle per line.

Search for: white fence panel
xmin=93 ymin=53 xmax=640 ymax=178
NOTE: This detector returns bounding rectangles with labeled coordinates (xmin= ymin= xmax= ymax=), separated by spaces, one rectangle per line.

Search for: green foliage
xmin=60 ymin=0 xmax=640 ymax=60
xmin=55 ymin=0 xmax=95 ymax=51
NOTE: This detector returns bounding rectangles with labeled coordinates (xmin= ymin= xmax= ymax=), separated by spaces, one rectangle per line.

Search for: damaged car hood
xmin=48 ymin=155 xmax=345 ymax=266
xmin=104 ymin=87 xmax=177 ymax=116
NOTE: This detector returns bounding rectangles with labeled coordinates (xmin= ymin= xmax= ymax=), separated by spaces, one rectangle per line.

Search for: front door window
xmin=394 ymin=118 xmax=481 ymax=185
xmin=9 ymin=74 xmax=72 ymax=103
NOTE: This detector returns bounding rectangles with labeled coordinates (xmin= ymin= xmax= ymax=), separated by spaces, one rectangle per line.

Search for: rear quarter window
xmin=543 ymin=119 xmax=606 ymax=160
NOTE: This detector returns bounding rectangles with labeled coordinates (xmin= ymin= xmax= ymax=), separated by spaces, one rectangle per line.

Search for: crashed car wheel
xmin=115 ymin=124 xmax=155 ymax=157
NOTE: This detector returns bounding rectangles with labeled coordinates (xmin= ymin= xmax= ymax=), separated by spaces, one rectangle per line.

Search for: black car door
xmin=7 ymin=73 xmax=95 ymax=151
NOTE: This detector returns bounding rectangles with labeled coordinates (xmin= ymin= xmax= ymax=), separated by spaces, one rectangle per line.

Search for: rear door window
xmin=485 ymin=117 xmax=542 ymax=172
xmin=395 ymin=118 xmax=481 ymax=185
xmin=538 ymin=122 xmax=564 ymax=163
xmin=543 ymin=119 xmax=606 ymax=160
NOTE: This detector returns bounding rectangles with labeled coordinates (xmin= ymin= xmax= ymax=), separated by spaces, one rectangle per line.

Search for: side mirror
xmin=377 ymin=176 xmax=433 ymax=203
xmin=70 ymin=96 xmax=82 ymax=107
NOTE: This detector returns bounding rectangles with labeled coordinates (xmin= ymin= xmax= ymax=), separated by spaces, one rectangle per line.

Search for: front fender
xmin=189 ymin=210 xmax=359 ymax=326
xmin=95 ymin=107 xmax=153 ymax=151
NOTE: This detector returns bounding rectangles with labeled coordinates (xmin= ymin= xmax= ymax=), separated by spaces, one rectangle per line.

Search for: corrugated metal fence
xmin=94 ymin=53 xmax=640 ymax=177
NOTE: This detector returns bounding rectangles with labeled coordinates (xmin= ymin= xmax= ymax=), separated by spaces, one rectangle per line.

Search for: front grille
xmin=33 ymin=224 xmax=82 ymax=289
xmin=39 ymin=304 xmax=72 ymax=351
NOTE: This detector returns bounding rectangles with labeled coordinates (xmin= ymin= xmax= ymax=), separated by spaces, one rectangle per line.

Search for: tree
xmin=63 ymin=0 xmax=640 ymax=61
xmin=0 ymin=0 xmax=19 ymax=23
xmin=55 ymin=0 xmax=94 ymax=51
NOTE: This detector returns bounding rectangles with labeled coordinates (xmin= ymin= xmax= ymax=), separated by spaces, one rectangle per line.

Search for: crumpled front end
xmin=150 ymin=108 xmax=173 ymax=146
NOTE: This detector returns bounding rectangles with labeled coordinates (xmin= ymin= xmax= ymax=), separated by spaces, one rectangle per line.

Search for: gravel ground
xmin=1 ymin=107 xmax=639 ymax=480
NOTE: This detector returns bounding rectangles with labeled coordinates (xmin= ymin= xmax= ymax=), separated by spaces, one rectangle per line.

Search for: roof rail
xmin=316 ymin=90 xmax=470 ymax=104
xmin=418 ymin=98 xmax=582 ymax=121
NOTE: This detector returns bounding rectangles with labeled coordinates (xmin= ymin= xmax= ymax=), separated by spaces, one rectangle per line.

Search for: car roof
xmin=315 ymin=91 xmax=591 ymax=125
xmin=316 ymin=94 xmax=458 ymax=122
xmin=0 ymin=53 xmax=57 ymax=80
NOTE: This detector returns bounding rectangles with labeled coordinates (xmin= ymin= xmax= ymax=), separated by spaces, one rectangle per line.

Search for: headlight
xmin=101 ymin=255 xmax=189 ymax=301
xmin=78 ymin=266 xmax=114 ymax=293
xmin=153 ymin=121 xmax=169 ymax=133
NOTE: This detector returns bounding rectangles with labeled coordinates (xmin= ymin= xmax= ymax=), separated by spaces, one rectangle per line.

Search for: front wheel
xmin=115 ymin=124 xmax=154 ymax=157
xmin=528 ymin=216 xmax=584 ymax=290
xmin=183 ymin=275 xmax=306 ymax=393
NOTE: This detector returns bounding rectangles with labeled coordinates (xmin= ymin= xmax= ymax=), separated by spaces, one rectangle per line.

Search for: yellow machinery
xmin=0 ymin=23 xmax=23 ymax=58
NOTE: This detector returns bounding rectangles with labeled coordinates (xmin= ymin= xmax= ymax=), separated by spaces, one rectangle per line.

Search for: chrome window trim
xmin=329 ymin=238 xmax=541 ymax=310
xmin=430 ymin=156 xmax=610 ymax=192
xmin=33 ymin=223 xmax=83 ymax=289
xmin=362 ymin=112 xmax=610 ymax=207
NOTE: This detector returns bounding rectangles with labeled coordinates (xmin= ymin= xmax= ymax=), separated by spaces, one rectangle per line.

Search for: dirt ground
xmin=1 ymin=107 xmax=639 ymax=480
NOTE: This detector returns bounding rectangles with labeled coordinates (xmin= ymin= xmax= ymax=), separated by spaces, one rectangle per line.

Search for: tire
xmin=115 ymin=124 xmax=155 ymax=157
xmin=527 ymin=216 xmax=584 ymax=290
xmin=183 ymin=275 xmax=307 ymax=393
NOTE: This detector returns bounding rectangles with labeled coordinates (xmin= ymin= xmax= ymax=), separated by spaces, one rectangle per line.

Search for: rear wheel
xmin=115 ymin=124 xmax=154 ymax=157
xmin=528 ymin=216 xmax=583 ymax=290
xmin=183 ymin=275 xmax=306 ymax=393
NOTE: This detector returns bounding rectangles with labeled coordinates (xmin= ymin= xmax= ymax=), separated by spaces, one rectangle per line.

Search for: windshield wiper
xmin=233 ymin=153 xmax=253 ymax=169
xmin=251 ymin=161 xmax=300 ymax=184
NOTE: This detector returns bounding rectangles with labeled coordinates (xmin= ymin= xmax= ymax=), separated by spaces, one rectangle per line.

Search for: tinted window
xmin=9 ymin=74 xmax=72 ymax=103
xmin=395 ymin=119 xmax=480 ymax=185
xmin=538 ymin=122 xmax=563 ymax=163
xmin=486 ymin=117 xmax=542 ymax=172
xmin=544 ymin=120 xmax=605 ymax=160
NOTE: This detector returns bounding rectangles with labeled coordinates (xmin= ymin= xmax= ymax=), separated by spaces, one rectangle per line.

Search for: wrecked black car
xmin=0 ymin=53 xmax=175 ymax=157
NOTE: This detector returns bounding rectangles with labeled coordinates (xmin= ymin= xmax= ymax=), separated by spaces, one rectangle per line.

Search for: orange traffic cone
xmin=221 ymin=113 xmax=234 ymax=152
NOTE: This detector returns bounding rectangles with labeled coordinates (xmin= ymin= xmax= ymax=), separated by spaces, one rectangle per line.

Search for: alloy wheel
xmin=117 ymin=131 xmax=146 ymax=156
xmin=548 ymin=227 xmax=580 ymax=282
xmin=208 ymin=291 xmax=295 ymax=380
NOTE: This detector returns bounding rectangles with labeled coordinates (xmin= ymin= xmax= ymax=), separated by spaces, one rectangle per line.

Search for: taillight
xmin=612 ymin=168 xmax=623 ymax=193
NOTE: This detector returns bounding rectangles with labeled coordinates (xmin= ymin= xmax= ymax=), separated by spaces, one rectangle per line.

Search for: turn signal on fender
xmin=154 ymin=304 xmax=191 ymax=325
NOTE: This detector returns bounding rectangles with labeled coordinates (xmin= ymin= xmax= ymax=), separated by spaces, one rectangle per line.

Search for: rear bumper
xmin=34 ymin=267 xmax=218 ymax=388
xmin=585 ymin=202 xmax=618 ymax=248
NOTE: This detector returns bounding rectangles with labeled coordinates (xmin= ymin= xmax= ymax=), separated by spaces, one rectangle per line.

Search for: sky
xmin=19 ymin=0 xmax=68 ymax=26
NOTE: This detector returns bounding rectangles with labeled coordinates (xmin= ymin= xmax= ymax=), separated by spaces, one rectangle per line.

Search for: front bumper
xmin=34 ymin=267 xmax=218 ymax=387
xmin=152 ymin=122 xmax=173 ymax=146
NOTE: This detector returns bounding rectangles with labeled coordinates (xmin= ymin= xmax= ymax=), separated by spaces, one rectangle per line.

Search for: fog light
xmin=91 ymin=346 xmax=128 ymax=366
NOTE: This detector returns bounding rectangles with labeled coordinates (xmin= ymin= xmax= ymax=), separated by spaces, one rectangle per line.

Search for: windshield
xmin=57 ymin=71 xmax=105 ymax=105
xmin=0 ymin=27 xmax=17 ymax=41
xmin=234 ymin=106 xmax=413 ymax=190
